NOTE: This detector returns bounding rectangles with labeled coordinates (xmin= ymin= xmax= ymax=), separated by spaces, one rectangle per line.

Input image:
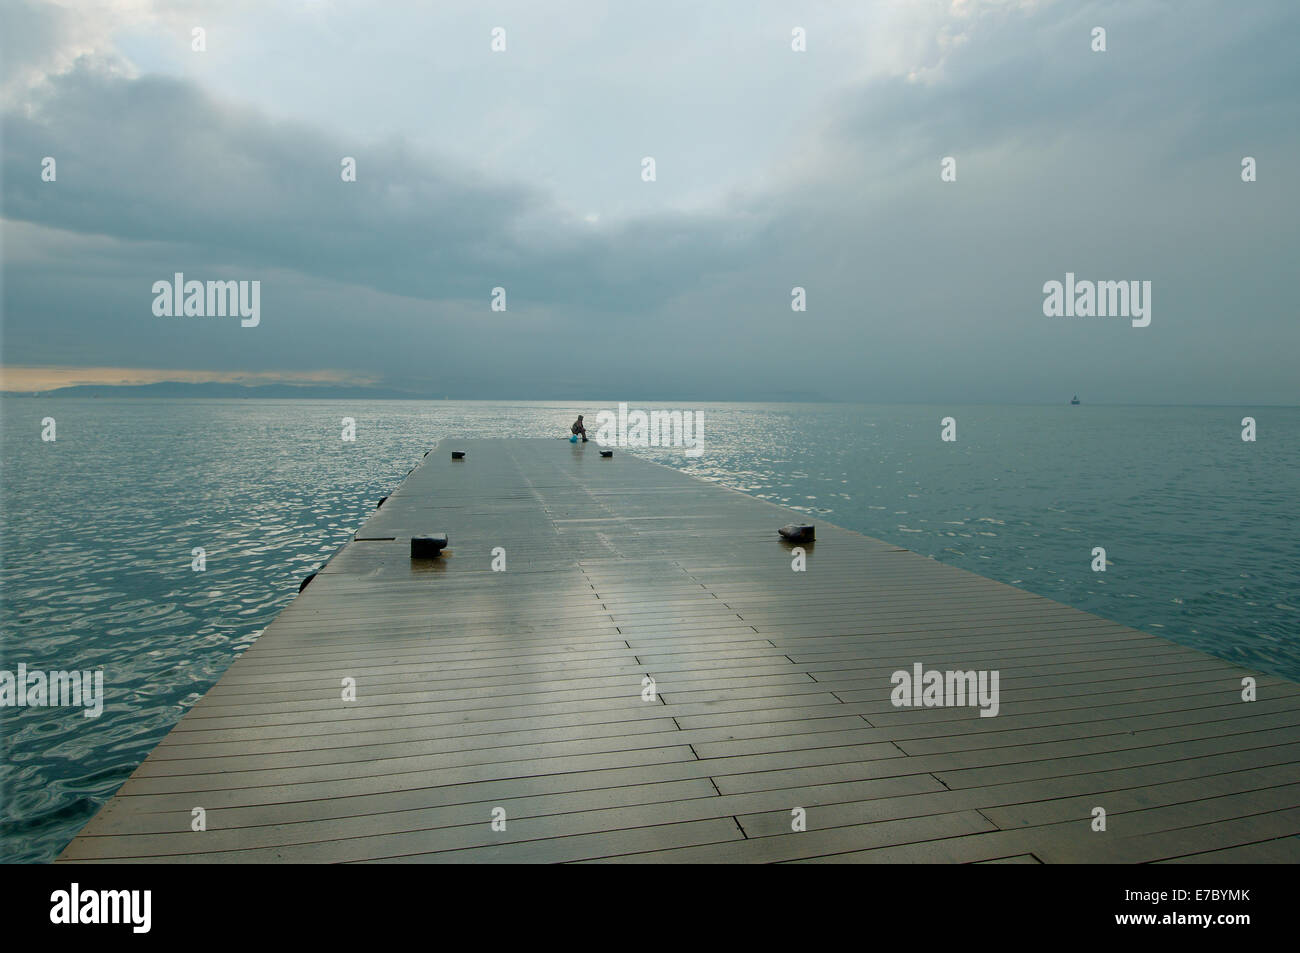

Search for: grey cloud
xmin=3 ymin=59 xmax=762 ymax=314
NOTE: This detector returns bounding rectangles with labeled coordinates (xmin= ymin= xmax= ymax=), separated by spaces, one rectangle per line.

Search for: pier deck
xmin=60 ymin=438 xmax=1300 ymax=863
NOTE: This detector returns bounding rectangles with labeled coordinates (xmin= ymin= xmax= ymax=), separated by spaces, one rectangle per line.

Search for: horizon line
xmin=1 ymin=387 xmax=1294 ymax=410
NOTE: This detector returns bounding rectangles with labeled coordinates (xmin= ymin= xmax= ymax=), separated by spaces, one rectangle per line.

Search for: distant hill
xmin=1 ymin=381 xmax=838 ymax=402
xmin=2 ymin=381 xmax=423 ymax=400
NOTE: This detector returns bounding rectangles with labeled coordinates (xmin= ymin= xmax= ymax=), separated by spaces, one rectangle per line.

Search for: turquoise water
xmin=1 ymin=398 xmax=1296 ymax=862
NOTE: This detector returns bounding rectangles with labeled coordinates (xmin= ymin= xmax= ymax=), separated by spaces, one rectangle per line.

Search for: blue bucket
xmin=569 ymin=434 xmax=578 ymax=443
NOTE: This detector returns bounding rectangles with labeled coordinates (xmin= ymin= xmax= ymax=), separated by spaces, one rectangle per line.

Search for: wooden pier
xmin=60 ymin=438 xmax=1300 ymax=863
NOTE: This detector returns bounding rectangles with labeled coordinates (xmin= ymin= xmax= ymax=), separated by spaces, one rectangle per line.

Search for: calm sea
xmin=1 ymin=398 xmax=1296 ymax=862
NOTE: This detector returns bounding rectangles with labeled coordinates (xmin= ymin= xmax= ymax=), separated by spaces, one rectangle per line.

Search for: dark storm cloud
xmin=2 ymin=59 xmax=760 ymax=313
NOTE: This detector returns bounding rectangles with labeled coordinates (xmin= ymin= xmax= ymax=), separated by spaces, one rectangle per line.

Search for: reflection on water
xmin=1 ymin=398 xmax=1296 ymax=861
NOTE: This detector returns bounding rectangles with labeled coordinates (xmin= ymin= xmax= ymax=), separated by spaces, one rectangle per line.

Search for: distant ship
xmin=1070 ymin=395 xmax=1080 ymax=405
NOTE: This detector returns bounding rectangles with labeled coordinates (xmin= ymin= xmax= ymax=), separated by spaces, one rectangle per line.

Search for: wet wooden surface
xmin=60 ymin=438 xmax=1300 ymax=863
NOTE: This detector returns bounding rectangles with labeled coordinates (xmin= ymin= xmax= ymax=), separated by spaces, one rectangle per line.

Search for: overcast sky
xmin=2 ymin=0 xmax=1297 ymax=402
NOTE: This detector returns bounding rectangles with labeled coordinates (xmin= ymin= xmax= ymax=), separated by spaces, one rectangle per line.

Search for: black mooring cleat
xmin=778 ymin=524 xmax=815 ymax=543
xmin=411 ymin=534 xmax=449 ymax=559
